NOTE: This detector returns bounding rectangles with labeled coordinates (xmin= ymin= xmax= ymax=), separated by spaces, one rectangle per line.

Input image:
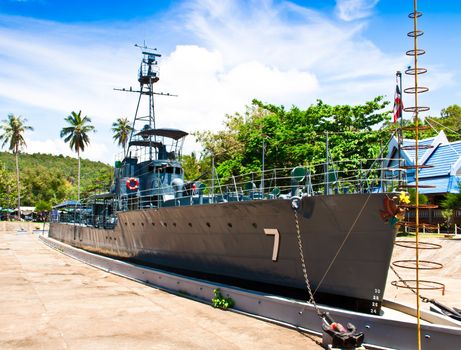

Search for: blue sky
xmin=0 ymin=0 xmax=460 ymax=163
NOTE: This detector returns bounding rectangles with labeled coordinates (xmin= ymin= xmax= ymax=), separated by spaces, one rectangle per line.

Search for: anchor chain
xmin=291 ymin=197 xmax=365 ymax=348
xmin=291 ymin=197 xmax=322 ymax=317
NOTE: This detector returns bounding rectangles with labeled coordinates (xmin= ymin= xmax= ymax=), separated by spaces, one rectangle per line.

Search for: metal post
xmin=380 ymin=140 xmax=384 ymax=192
xmin=211 ymin=155 xmax=215 ymax=203
xmin=324 ymin=132 xmax=329 ymax=195
xmin=397 ymin=71 xmax=403 ymax=187
xmin=261 ymin=136 xmax=265 ymax=195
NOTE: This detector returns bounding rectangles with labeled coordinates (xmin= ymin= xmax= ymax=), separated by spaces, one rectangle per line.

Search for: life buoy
xmin=126 ymin=177 xmax=139 ymax=191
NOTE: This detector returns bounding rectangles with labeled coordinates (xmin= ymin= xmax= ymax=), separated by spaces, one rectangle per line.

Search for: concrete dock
xmin=0 ymin=228 xmax=321 ymax=349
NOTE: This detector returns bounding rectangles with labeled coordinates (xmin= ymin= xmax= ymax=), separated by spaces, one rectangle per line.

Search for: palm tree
xmin=60 ymin=110 xmax=95 ymax=202
xmin=0 ymin=114 xmax=33 ymax=220
xmin=112 ymin=117 xmax=132 ymax=156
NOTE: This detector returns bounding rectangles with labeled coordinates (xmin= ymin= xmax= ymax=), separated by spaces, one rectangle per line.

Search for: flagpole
xmin=397 ymin=70 xmax=403 ymax=187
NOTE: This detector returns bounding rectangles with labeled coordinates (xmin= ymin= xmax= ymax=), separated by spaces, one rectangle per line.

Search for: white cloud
xmin=0 ymin=0 xmax=451 ymax=162
xmin=24 ymin=136 xmax=110 ymax=163
xmin=335 ymin=0 xmax=379 ymax=21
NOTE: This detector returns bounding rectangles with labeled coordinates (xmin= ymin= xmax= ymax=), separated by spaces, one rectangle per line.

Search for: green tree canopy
xmin=0 ymin=163 xmax=16 ymax=209
xmin=194 ymin=97 xmax=391 ymax=180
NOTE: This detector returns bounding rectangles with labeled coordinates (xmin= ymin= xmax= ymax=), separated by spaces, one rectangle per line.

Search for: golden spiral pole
xmin=405 ymin=1 xmax=425 ymax=347
xmin=391 ymin=3 xmax=445 ymax=348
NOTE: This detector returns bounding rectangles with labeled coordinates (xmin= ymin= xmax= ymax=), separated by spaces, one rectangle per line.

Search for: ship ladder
xmin=291 ymin=197 xmax=366 ymax=349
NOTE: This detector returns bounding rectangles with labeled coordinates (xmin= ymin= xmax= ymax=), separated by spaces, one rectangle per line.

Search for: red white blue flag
xmin=393 ymin=84 xmax=403 ymax=122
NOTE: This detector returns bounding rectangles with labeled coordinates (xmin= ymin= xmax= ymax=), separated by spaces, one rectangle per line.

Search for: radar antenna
xmin=114 ymin=44 xmax=177 ymax=160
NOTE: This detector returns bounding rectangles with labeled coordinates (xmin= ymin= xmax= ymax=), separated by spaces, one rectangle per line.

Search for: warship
xmin=50 ymin=48 xmax=402 ymax=315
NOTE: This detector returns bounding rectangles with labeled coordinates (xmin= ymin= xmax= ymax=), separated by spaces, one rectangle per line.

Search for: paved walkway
xmin=0 ymin=230 xmax=321 ymax=350
xmin=385 ymin=237 xmax=461 ymax=310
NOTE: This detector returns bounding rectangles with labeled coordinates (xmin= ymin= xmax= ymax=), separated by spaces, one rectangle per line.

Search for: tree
xmin=35 ymin=200 xmax=52 ymax=222
xmin=181 ymin=152 xmax=209 ymax=181
xmin=0 ymin=114 xmax=33 ymax=219
xmin=112 ymin=117 xmax=133 ymax=155
xmin=60 ymin=110 xmax=95 ymax=202
xmin=195 ymin=97 xmax=391 ymax=183
xmin=428 ymin=104 xmax=461 ymax=141
xmin=21 ymin=165 xmax=69 ymax=206
xmin=440 ymin=192 xmax=461 ymax=229
xmin=0 ymin=164 xmax=16 ymax=211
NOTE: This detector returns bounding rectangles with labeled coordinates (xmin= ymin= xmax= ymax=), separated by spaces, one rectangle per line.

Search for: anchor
xmin=321 ymin=312 xmax=365 ymax=350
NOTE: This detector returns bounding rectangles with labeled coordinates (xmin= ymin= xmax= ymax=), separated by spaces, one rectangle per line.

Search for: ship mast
xmin=114 ymin=44 xmax=176 ymax=161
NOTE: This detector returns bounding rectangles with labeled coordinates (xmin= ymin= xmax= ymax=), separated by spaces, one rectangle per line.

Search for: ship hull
xmin=49 ymin=193 xmax=396 ymax=314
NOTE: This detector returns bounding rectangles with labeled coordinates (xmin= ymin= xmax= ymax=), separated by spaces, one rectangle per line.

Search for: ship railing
xmin=196 ymin=158 xmax=406 ymax=200
xmin=52 ymin=158 xmax=406 ymax=227
xmin=128 ymin=157 xmax=405 ymax=208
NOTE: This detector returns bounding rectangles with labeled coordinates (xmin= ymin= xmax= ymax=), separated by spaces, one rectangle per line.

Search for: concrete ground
xmin=385 ymin=237 xmax=461 ymax=310
xmin=0 ymin=228 xmax=322 ymax=350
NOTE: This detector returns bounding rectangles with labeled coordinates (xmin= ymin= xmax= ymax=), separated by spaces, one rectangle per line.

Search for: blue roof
xmin=387 ymin=131 xmax=461 ymax=194
xmin=419 ymin=141 xmax=461 ymax=178
xmin=403 ymin=137 xmax=435 ymax=163
xmin=52 ymin=200 xmax=80 ymax=209
xmin=407 ymin=175 xmax=460 ymax=194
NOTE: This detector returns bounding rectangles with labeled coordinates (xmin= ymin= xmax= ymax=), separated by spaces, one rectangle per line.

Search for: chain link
xmin=293 ymin=207 xmax=323 ymax=317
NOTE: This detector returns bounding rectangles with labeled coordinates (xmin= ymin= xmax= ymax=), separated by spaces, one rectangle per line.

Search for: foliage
xmin=440 ymin=192 xmax=461 ymax=229
xmin=181 ymin=152 xmax=210 ymax=181
xmin=0 ymin=114 xmax=33 ymax=217
xmin=0 ymin=114 xmax=33 ymax=152
xmin=0 ymin=152 xmax=113 ymax=207
xmin=0 ymin=165 xmax=16 ymax=209
xmin=60 ymin=110 xmax=96 ymax=201
xmin=436 ymin=104 xmax=461 ymax=141
xmin=441 ymin=209 xmax=455 ymax=229
xmin=112 ymin=117 xmax=133 ymax=154
xmin=440 ymin=192 xmax=461 ymax=210
xmin=60 ymin=111 xmax=95 ymax=154
xmin=408 ymin=188 xmax=428 ymax=205
xmin=211 ymin=288 xmax=234 ymax=310
xmin=385 ymin=105 xmax=461 ymax=142
xmin=35 ymin=200 xmax=52 ymax=212
xmin=194 ymin=97 xmax=391 ymax=181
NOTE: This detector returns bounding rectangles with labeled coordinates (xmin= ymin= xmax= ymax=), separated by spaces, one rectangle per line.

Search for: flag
xmin=393 ymin=84 xmax=403 ymax=122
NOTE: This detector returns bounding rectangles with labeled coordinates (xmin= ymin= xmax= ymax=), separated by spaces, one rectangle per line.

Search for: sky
xmin=0 ymin=0 xmax=460 ymax=164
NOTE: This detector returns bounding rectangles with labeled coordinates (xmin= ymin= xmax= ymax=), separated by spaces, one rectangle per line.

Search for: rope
xmin=314 ymin=193 xmax=373 ymax=294
xmin=425 ymin=118 xmax=461 ymax=158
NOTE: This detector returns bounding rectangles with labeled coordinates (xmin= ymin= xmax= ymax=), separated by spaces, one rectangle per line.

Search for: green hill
xmin=0 ymin=152 xmax=113 ymax=208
